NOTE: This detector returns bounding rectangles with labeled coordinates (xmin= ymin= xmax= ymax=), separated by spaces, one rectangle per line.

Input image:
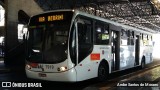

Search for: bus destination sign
xmin=38 ymin=14 xmax=64 ymax=22
xmin=29 ymin=11 xmax=73 ymax=26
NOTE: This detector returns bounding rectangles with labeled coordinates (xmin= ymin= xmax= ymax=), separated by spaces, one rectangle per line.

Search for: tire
xmin=97 ymin=62 xmax=108 ymax=81
xmin=141 ymin=59 xmax=145 ymax=69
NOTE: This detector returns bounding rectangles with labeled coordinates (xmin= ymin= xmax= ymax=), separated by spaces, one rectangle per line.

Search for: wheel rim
xmin=98 ymin=65 xmax=107 ymax=80
xmin=99 ymin=67 xmax=105 ymax=76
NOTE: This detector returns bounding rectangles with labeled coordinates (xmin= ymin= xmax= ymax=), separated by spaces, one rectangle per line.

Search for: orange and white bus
xmin=25 ymin=10 xmax=153 ymax=82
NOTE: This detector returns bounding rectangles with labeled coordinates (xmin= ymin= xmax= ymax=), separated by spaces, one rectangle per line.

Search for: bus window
xmin=130 ymin=31 xmax=134 ymax=45
xmin=77 ymin=18 xmax=93 ymax=63
xmin=121 ymin=29 xmax=128 ymax=45
xmin=69 ymin=24 xmax=77 ymax=64
xmin=143 ymin=34 xmax=149 ymax=46
xmin=148 ymin=35 xmax=153 ymax=46
xmin=95 ymin=22 xmax=109 ymax=45
xmin=140 ymin=34 xmax=143 ymax=46
xmin=127 ymin=30 xmax=134 ymax=45
xmin=78 ymin=23 xmax=92 ymax=44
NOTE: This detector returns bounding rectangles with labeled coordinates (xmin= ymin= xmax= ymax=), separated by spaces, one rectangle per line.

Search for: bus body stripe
xmin=90 ymin=53 xmax=100 ymax=60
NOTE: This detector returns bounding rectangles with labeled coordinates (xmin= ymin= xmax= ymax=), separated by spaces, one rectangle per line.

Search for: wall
xmin=4 ymin=0 xmax=43 ymax=64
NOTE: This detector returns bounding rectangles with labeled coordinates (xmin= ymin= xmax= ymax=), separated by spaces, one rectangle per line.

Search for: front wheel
xmin=97 ymin=62 xmax=108 ymax=81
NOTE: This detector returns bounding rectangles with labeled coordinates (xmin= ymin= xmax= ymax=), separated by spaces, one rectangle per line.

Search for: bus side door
xmin=74 ymin=17 xmax=94 ymax=81
xmin=111 ymin=30 xmax=120 ymax=71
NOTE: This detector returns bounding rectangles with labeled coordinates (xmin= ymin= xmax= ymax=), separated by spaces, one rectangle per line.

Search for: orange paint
xmin=90 ymin=53 xmax=100 ymax=60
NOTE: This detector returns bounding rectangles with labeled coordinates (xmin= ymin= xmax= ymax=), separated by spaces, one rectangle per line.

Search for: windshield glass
xmin=28 ymin=24 xmax=69 ymax=63
xmin=27 ymin=11 xmax=73 ymax=63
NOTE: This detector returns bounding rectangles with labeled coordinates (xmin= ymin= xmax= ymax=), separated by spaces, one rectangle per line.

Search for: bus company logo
xmin=2 ymin=82 xmax=11 ymax=87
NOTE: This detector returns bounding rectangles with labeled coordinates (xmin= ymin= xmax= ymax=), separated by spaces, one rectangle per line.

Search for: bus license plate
xmin=45 ymin=65 xmax=54 ymax=70
xmin=39 ymin=73 xmax=46 ymax=77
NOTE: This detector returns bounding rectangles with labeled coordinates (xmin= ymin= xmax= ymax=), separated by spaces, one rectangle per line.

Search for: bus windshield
xmin=27 ymin=11 xmax=73 ymax=63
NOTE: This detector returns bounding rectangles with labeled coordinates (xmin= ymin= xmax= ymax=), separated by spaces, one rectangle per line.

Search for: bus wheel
xmin=97 ymin=62 xmax=108 ymax=81
xmin=141 ymin=58 xmax=145 ymax=69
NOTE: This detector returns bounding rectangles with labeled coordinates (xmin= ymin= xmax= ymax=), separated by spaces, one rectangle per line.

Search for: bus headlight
xmin=26 ymin=64 xmax=31 ymax=70
xmin=57 ymin=66 xmax=67 ymax=72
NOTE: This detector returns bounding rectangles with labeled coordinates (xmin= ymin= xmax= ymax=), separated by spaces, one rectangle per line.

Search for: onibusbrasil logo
xmin=2 ymin=82 xmax=42 ymax=87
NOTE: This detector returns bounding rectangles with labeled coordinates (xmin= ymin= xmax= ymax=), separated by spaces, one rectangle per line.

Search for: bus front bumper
xmin=25 ymin=68 xmax=77 ymax=82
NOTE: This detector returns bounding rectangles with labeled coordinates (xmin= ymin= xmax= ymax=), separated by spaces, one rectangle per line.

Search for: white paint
xmin=0 ymin=5 xmax=4 ymax=26
xmin=153 ymin=34 xmax=160 ymax=59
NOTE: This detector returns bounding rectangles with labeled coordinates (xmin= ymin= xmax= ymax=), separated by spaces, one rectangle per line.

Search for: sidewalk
xmin=0 ymin=53 xmax=26 ymax=74
xmin=0 ymin=58 xmax=10 ymax=73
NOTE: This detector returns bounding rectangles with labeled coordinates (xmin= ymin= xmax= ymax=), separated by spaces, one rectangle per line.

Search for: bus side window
xmin=140 ymin=34 xmax=143 ymax=46
xmin=95 ymin=22 xmax=109 ymax=45
xmin=148 ymin=35 xmax=153 ymax=46
xmin=128 ymin=30 xmax=134 ymax=45
xmin=78 ymin=23 xmax=91 ymax=44
xmin=69 ymin=24 xmax=77 ymax=65
xmin=143 ymin=34 xmax=148 ymax=46
xmin=131 ymin=31 xmax=134 ymax=45
xmin=121 ymin=29 xmax=128 ymax=45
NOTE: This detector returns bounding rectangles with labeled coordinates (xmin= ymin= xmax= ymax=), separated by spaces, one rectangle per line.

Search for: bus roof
xmin=29 ymin=9 xmax=153 ymax=35
xmin=73 ymin=10 xmax=153 ymax=35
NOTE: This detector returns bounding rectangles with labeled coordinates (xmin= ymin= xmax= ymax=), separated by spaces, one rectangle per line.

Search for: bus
xmin=25 ymin=9 xmax=153 ymax=82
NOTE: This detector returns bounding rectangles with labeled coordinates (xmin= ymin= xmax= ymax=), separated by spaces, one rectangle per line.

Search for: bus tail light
xmin=57 ymin=66 xmax=67 ymax=72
